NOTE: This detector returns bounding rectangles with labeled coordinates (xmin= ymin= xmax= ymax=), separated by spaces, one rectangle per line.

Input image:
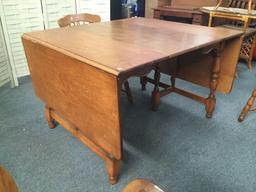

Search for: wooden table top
xmin=23 ymin=17 xmax=243 ymax=76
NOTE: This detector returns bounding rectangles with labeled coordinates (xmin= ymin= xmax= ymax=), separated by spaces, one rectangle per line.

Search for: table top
xmin=23 ymin=18 xmax=243 ymax=76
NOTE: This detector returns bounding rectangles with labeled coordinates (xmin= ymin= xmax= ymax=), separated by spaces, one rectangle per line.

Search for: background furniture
xmin=203 ymin=0 xmax=256 ymax=69
xmin=122 ymin=179 xmax=164 ymax=192
xmin=238 ymin=88 xmax=256 ymax=121
xmin=0 ymin=166 xmax=18 ymax=192
xmin=153 ymin=6 xmax=205 ymax=25
xmin=153 ymin=0 xmax=216 ymax=25
xmin=58 ymin=13 xmax=101 ymax=27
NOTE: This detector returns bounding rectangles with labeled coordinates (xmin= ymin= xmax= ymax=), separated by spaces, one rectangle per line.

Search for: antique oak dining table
xmin=22 ymin=18 xmax=243 ymax=184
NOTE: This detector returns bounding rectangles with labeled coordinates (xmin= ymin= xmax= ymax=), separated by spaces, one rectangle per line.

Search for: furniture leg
xmin=247 ymin=58 xmax=253 ymax=71
xmin=205 ymin=47 xmax=221 ymax=118
xmin=151 ymin=66 xmax=161 ymax=111
xmin=124 ymin=80 xmax=133 ymax=103
xmin=140 ymin=76 xmax=148 ymax=91
xmin=45 ymin=106 xmax=57 ymax=129
xmin=106 ymin=158 xmax=121 ymax=185
xmin=171 ymin=76 xmax=176 ymax=87
xmin=208 ymin=13 xmax=213 ymax=27
xmin=238 ymin=88 xmax=256 ymax=122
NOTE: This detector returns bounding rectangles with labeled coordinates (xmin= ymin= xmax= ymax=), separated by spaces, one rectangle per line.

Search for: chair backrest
xmin=0 ymin=167 xmax=18 ymax=192
xmin=122 ymin=179 xmax=164 ymax=192
xmin=58 ymin=13 xmax=101 ymax=27
xmin=227 ymin=0 xmax=256 ymax=9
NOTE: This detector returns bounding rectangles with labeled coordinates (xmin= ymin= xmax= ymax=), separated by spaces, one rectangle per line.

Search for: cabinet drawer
xmin=153 ymin=10 xmax=160 ymax=19
xmin=192 ymin=14 xmax=202 ymax=24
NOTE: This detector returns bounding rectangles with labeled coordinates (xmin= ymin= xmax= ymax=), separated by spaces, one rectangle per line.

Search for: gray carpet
xmin=0 ymin=63 xmax=255 ymax=192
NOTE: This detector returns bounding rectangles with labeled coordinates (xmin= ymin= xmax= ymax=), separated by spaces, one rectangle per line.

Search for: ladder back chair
xmin=58 ymin=13 xmax=101 ymax=27
xmin=57 ymin=13 xmax=133 ymax=103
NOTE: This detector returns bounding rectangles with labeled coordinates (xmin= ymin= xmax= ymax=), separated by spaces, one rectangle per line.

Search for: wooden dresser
xmin=153 ymin=0 xmax=217 ymax=25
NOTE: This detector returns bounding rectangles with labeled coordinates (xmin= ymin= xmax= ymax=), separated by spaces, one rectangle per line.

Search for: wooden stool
xmin=0 ymin=166 xmax=18 ymax=192
xmin=122 ymin=179 xmax=164 ymax=192
xmin=238 ymin=88 xmax=256 ymax=122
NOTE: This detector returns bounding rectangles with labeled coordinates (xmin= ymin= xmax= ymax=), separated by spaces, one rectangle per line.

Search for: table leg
xmin=205 ymin=47 xmax=221 ymax=118
xmin=124 ymin=80 xmax=133 ymax=103
xmin=45 ymin=105 xmax=57 ymax=129
xmin=152 ymin=66 xmax=161 ymax=111
xmin=238 ymin=88 xmax=256 ymax=122
xmin=106 ymin=158 xmax=121 ymax=185
xmin=171 ymin=76 xmax=176 ymax=87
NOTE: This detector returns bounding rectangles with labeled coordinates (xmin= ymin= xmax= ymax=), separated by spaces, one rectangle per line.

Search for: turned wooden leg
xmin=151 ymin=66 xmax=161 ymax=111
xmin=105 ymin=158 xmax=121 ymax=185
xmin=205 ymin=46 xmax=221 ymax=118
xmin=247 ymin=58 xmax=253 ymax=71
xmin=171 ymin=76 xmax=176 ymax=87
xmin=45 ymin=106 xmax=57 ymax=129
xmin=140 ymin=76 xmax=148 ymax=91
xmin=238 ymin=88 xmax=256 ymax=122
xmin=124 ymin=80 xmax=133 ymax=103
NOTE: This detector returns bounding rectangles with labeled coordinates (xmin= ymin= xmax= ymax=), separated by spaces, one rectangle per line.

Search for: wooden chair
xmin=58 ymin=13 xmax=101 ymax=27
xmin=0 ymin=166 xmax=18 ymax=192
xmin=207 ymin=0 xmax=256 ymax=70
xmin=122 ymin=179 xmax=164 ymax=192
xmin=227 ymin=0 xmax=256 ymax=70
xmin=238 ymin=88 xmax=256 ymax=121
xmin=57 ymin=13 xmax=133 ymax=103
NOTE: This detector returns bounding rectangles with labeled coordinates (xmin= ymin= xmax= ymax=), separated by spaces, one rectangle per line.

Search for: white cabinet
xmin=0 ymin=0 xmax=44 ymax=86
xmin=0 ymin=18 xmax=11 ymax=87
xmin=0 ymin=0 xmax=111 ymax=87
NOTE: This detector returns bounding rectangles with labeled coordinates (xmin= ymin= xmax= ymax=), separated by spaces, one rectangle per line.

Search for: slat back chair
xmin=58 ymin=13 xmax=101 ymax=27
xmin=208 ymin=0 xmax=256 ymax=69
xmin=226 ymin=0 xmax=256 ymax=70
xmin=228 ymin=0 xmax=256 ymax=9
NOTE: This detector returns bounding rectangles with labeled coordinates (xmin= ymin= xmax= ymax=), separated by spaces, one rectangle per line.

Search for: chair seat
xmin=122 ymin=179 xmax=164 ymax=192
xmin=218 ymin=25 xmax=256 ymax=36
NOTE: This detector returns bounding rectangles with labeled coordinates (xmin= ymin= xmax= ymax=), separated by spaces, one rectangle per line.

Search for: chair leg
xmin=238 ymin=88 xmax=256 ymax=122
xmin=151 ymin=66 xmax=161 ymax=111
xmin=247 ymin=58 xmax=253 ymax=71
xmin=140 ymin=76 xmax=147 ymax=91
xmin=124 ymin=80 xmax=133 ymax=103
xmin=45 ymin=106 xmax=57 ymax=129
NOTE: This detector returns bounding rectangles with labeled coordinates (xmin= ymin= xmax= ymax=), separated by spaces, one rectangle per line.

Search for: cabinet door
xmin=0 ymin=0 xmax=44 ymax=80
xmin=41 ymin=0 xmax=76 ymax=29
xmin=0 ymin=18 xmax=11 ymax=87
xmin=76 ymin=0 xmax=110 ymax=22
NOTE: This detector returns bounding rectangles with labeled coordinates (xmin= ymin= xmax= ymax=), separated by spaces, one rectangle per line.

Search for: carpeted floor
xmin=0 ymin=63 xmax=255 ymax=192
